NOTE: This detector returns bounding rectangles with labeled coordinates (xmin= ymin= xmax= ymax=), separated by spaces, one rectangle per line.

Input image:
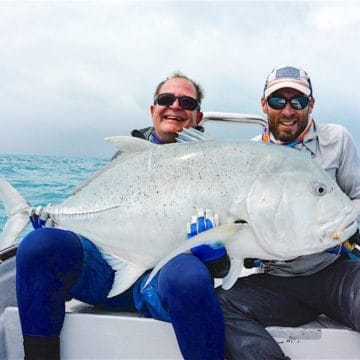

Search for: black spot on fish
xmin=234 ymin=219 xmax=247 ymax=224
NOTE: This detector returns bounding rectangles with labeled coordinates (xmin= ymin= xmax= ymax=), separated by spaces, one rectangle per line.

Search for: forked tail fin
xmin=0 ymin=177 xmax=31 ymax=250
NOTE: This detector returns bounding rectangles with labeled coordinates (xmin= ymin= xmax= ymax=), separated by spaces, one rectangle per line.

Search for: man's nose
xmin=170 ymin=98 xmax=181 ymax=109
xmin=281 ymin=102 xmax=296 ymax=116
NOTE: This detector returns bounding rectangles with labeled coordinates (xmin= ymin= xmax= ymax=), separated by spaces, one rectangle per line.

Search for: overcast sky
xmin=1 ymin=1 xmax=359 ymax=158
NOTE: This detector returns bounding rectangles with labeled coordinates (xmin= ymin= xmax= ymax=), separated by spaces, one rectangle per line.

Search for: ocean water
xmin=0 ymin=154 xmax=109 ymax=241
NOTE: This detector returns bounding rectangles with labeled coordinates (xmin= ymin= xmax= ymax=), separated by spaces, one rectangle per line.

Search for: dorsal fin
xmin=176 ymin=128 xmax=214 ymax=143
xmin=71 ymin=136 xmax=156 ymax=195
xmin=105 ymin=136 xmax=156 ymax=154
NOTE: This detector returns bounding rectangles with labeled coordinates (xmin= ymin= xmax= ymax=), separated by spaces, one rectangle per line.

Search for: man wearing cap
xmin=217 ymin=65 xmax=360 ymax=359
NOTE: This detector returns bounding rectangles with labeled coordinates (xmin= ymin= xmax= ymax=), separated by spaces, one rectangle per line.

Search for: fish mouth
xmin=330 ymin=220 xmax=358 ymax=242
xmin=321 ymin=206 xmax=358 ymax=245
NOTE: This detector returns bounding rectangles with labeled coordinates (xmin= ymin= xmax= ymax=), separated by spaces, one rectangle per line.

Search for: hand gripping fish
xmin=0 ymin=129 xmax=358 ymax=297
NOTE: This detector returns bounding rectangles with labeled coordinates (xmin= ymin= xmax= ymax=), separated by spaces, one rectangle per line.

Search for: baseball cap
xmin=264 ymin=66 xmax=312 ymax=98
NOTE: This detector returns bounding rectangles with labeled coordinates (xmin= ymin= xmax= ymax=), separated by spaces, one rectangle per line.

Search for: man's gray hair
xmin=154 ymin=71 xmax=204 ymax=103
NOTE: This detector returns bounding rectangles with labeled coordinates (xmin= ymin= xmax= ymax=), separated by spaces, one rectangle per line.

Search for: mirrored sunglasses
xmin=267 ymin=96 xmax=310 ymax=110
xmin=154 ymin=93 xmax=200 ymax=111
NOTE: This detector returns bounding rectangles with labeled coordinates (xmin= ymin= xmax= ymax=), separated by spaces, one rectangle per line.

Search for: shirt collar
xmin=262 ymin=118 xmax=318 ymax=155
xmin=149 ymin=130 xmax=167 ymax=144
xmin=299 ymin=119 xmax=317 ymax=155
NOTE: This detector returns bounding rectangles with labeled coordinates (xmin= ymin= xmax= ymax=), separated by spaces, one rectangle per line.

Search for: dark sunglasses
xmin=267 ymin=96 xmax=310 ymax=110
xmin=154 ymin=93 xmax=200 ymax=111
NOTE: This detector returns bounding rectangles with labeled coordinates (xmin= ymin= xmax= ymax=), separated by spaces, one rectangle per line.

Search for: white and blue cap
xmin=264 ymin=65 xmax=312 ymax=98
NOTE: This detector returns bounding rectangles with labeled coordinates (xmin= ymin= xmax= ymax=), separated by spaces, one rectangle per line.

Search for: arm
xmin=336 ymin=127 xmax=360 ymax=222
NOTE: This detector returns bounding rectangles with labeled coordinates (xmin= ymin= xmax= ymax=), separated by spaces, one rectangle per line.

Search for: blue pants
xmin=16 ymin=228 xmax=224 ymax=359
xmin=217 ymin=255 xmax=360 ymax=360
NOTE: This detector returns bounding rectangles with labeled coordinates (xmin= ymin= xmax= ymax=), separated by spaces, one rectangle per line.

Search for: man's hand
xmin=29 ymin=206 xmax=54 ymax=229
xmin=187 ymin=209 xmax=230 ymax=277
xmin=187 ymin=209 xmax=225 ymax=261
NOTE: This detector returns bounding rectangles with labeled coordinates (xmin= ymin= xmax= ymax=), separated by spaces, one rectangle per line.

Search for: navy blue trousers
xmin=16 ymin=228 xmax=224 ymax=359
xmin=217 ymin=256 xmax=360 ymax=360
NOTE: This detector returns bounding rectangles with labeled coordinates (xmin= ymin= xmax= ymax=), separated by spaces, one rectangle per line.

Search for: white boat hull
xmin=1 ymin=254 xmax=360 ymax=360
xmin=2 ymin=300 xmax=360 ymax=360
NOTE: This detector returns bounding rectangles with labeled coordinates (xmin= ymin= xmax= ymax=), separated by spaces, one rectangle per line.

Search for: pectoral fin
xmin=221 ymin=258 xmax=243 ymax=290
xmin=145 ymin=223 xmax=243 ymax=288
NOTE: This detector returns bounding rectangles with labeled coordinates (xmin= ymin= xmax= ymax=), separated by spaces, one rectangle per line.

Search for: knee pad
xmin=158 ymin=254 xmax=214 ymax=300
xmin=17 ymin=228 xmax=83 ymax=285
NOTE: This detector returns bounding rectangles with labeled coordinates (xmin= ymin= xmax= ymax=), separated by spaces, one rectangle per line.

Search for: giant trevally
xmin=0 ymin=129 xmax=357 ymax=297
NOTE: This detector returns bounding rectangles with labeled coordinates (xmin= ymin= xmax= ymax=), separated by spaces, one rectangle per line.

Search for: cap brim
xmin=264 ymin=82 xmax=311 ymax=98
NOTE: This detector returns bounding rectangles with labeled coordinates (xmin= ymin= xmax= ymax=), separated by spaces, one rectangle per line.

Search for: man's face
xmin=150 ymin=78 xmax=203 ymax=143
xmin=261 ymin=88 xmax=315 ymax=142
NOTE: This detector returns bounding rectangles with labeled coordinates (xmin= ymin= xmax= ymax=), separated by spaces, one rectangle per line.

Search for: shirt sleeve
xmin=336 ymin=126 xmax=360 ymax=222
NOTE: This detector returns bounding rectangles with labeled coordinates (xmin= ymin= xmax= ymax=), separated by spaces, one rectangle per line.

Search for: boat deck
xmin=2 ymin=299 xmax=360 ymax=359
xmin=2 ymin=260 xmax=360 ymax=359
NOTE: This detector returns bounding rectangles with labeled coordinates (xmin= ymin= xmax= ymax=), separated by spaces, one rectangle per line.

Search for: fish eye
xmin=312 ymin=182 xmax=327 ymax=196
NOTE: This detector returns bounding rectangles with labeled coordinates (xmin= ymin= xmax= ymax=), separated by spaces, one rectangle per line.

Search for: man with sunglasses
xmin=116 ymin=72 xmax=205 ymax=146
xmin=17 ymin=72 xmax=229 ymax=359
xmin=217 ymin=65 xmax=360 ymax=360
xmin=128 ymin=73 xmax=230 ymax=357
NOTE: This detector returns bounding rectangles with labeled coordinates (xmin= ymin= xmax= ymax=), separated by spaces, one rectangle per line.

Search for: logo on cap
xmin=275 ymin=67 xmax=300 ymax=79
xmin=264 ymin=65 xmax=312 ymax=98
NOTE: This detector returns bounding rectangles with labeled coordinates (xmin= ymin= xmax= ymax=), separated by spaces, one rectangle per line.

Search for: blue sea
xmin=0 ymin=154 xmax=109 ymax=240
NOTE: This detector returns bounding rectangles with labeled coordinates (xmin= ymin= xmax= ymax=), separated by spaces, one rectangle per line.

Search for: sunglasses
xmin=154 ymin=93 xmax=200 ymax=111
xmin=267 ymin=96 xmax=310 ymax=110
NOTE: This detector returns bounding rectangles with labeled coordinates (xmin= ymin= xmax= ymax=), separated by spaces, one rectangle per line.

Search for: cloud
xmin=0 ymin=1 xmax=359 ymax=157
xmin=309 ymin=2 xmax=360 ymax=31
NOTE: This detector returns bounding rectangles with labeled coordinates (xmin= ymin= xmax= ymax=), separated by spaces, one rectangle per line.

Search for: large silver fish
xmin=0 ymin=130 xmax=357 ymax=297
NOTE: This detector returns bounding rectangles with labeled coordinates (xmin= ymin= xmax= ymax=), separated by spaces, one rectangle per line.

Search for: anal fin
xmin=100 ymin=251 xmax=146 ymax=298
